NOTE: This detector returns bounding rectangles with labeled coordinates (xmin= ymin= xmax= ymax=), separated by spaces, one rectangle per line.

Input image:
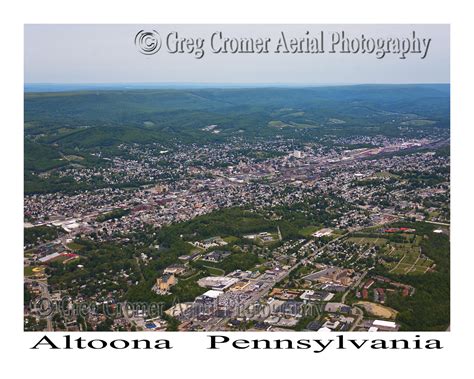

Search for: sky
xmin=24 ymin=24 xmax=449 ymax=85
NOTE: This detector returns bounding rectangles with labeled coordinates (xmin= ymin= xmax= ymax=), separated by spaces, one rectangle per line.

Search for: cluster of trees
xmin=398 ymin=168 xmax=449 ymax=187
xmin=47 ymin=240 xmax=138 ymax=297
xmin=160 ymin=207 xmax=277 ymax=240
xmin=96 ymin=208 xmax=130 ymax=222
xmin=24 ymin=225 xmax=63 ymax=246
xmin=192 ymin=252 xmax=260 ymax=274
xmin=109 ymin=205 xmax=331 ymax=305
xmin=351 ymin=177 xmax=397 ymax=188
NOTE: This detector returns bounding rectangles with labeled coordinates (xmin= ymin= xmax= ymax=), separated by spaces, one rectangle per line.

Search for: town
xmin=24 ymin=129 xmax=450 ymax=332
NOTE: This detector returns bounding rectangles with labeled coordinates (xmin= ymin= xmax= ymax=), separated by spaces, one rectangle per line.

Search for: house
xmin=202 ymin=250 xmax=231 ymax=262
xmin=163 ymin=264 xmax=187 ymax=276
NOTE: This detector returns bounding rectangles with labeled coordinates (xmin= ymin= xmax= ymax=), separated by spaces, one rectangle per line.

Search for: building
xmin=163 ymin=264 xmax=187 ymax=276
xmin=311 ymin=228 xmax=333 ymax=238
xmin=199 ymin=290 xmax=223 ymax=300
xmin=372 ymin=319 xmax=399 ymax=331
xmin=197 ymin=276 xmax=238 ymax=291
xmin=202 ymin=250 xmax=231 ymax=262
xmin=303 ymin=266 xmax=355 ymax=286
xmin=300 ymin=289 xmax=334 ymax=302
xmin=363 ymin=279 xmax=375 ymax=290
xmin=293 ymin=150 xmax=303 ymax=159
xmin=155 ymin=273 xmax=176 ymax=294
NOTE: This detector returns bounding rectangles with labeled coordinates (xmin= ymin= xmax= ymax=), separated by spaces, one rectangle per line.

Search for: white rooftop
xmin=373 ymin=319 xmax=397 ymax=328
xmin=318 ymin=327 xmax=332 ymax=332
xmin=202 ymin=290 xmax=223 ymax=299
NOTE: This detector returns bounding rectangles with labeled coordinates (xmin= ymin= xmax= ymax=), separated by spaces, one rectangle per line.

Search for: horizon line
xmin=24 ymin=81 xmax=450 ymax=92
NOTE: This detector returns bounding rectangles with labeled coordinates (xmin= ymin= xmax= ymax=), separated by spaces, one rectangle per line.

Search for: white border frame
xmin=1 ymin=1 xmax=473 ymax=377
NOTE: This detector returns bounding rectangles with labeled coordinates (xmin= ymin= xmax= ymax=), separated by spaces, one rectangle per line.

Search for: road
xmin=207 ymin=233 xmax=350 ymax=330
xmin=341 ymin=270 xmax=367 ymax=304
xmin=121 ymin=301 xmax=134 ymax=328
xmin=25 ymin=278 xmax=53 ymax=331
xmin=425 ymin=220 xmax=450 ymax=227
xmin=349 ymin=306 xmax=364 ymax=331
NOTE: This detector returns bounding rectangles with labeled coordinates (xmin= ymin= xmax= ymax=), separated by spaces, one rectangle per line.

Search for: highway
xmin=207 ymin=233 xmax=350 ymax=331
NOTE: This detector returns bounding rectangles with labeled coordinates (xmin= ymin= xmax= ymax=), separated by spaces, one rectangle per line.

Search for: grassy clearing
xmin=400 ymin=119 xmax=436 ymax=126
xmin=348 ymin=227 xmax=434 ymax=276
xmin=222 ymin=236 xmax=239 ymax=244
xmin=267 ymin=120 xmax=319 ymax=129
xmin=347 ymin=237 xmax=387 ymax=247
xmin=299 ymin=225 xmax=321 ymax=237
xmin=203 ymin=265 xmax=225 ymax=276
xmin=373 ymin=171 xmax=400 ymax=179
xmin=67 ymin=242 xmax=85 ymax=251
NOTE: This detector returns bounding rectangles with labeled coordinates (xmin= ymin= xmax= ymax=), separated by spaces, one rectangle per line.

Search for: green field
xmin=67 ymin=242 xmax=86 ymax=251
xmin=222 ymin=236 xmax=239 ymax=244
xmin=268 ymin=120 xmax=319 ymax=129
xmin=346 ymin=236 xmax=388 ymax=247
xmin=347 ymin=231 xmax=433 ymax=275
xmin=373 ymin=171 xmax=400 ymax=179
xmin=201 ymin=265 xmax=225 ymax=276
xmin=299 ymin=225 xmax=322 ymax=237
xmin=385 ymin=241 xmax=433 ymax=275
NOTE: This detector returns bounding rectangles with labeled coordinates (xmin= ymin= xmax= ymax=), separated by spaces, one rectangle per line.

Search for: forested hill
xmin=24 ymin=84 xmax=450 ymax=194
xmin=25 ymin=84 xmax=449 ymax=147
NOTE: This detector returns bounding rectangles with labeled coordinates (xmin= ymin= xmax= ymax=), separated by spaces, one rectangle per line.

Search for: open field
xmin=67 ymin=242 xmax=86 ymax=251
xmin=222 ymin=236 xmax=239 ymax=244
xmin=389 ymin=246 xmax=433 ymax=274
xmin=373 ymin=171 xmax=400 ymax=179
xmin=355 ymin=301 xmax=398 ymax=320
xmin=299 ymin=225 xmax=322 ymax=237
xmin=267 ymin=120 xmax=319 ymax=129
xmin=400 ymin=119 xmax=437 ymax=126
xmin=386 ymin=241 xmax=434 ymax=275
xmin=347 ymin=236 xmax=387 ymax=247
xmin=24 ymin=266 xmax=45 ymax=277
xmin=202 ymin=265 xmax=225 ymax=276
xmin=347 ymin=230 xmax=433 ymax=275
